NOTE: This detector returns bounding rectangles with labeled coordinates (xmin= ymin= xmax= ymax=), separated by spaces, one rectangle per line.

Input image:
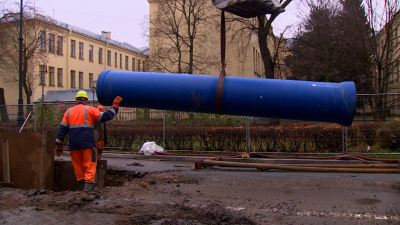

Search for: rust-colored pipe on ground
xmin=276 ymin=164 xmax=399 ymax=169
xmin=202 ymin=160 xmax=400 ymax=173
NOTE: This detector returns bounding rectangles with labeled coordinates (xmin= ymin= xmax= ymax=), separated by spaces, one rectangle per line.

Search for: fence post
xmin=163 ymin=110 xmax=166 ymax=150
xmin=34 ymin=104 xmax=37 ymax=132
xmin=342 ymin=126 xmax=348 ymax=154
xmin=362 ymin=96 xmax=366 ymax=122
xmin=342 ymin=126 xmax=345 ymax=154
xmin=246 ymin=116 xmax=250 ymax=153
xmin=345 ymin=126 xmax=348 ymax=154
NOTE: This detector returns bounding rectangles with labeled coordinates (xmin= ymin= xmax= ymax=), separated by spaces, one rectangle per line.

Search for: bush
xmin=377 ymin=118 xmax=400 ymax=150
xmin=105 ymin=122 xmax=348 ymax=152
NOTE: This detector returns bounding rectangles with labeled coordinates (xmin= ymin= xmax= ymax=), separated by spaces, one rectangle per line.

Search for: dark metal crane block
xmin=212 ymin=0 xmax=284 ymax=18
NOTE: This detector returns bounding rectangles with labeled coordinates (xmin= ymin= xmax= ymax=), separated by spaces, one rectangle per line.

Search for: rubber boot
xmin=84 ymin=181 xmax=96 ymax=192
xmin=81 ymin=181 xmax=97 ymax=201
xmin=77 ymin=180 xmax=85 ymax=191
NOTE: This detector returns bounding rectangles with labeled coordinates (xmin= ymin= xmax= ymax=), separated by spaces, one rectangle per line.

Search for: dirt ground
xmin=0 ymin=159 xmax=400 ymax=225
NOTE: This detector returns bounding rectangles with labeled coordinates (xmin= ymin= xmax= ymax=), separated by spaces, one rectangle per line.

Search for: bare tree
xmin=0 ymin=9 xmax=56 ymax=104
xmin=224 ymin=0 xmax=293 ymax=79
xmin=140 ymin=14 xmax=150 ymax=47
xmin=149 ymin=0 xmax=220 ymax=74
xmin=364 ymin=0 xmax=400 ymax=120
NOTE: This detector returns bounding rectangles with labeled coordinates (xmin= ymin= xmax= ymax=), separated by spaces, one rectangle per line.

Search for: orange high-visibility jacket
xmin=55 ymin=103 xmax=118 ymax=150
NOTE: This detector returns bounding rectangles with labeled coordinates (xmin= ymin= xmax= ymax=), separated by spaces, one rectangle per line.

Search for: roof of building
xmin=33 ymin=89 xmax=98 ymax=104
xmin=1 ymin=13 xmax=149 ymax=56
xmin=54 ymin=19 xmax=149 ymax=55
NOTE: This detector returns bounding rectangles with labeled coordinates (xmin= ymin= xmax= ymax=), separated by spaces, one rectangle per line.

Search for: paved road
xmin=58 ymin=153 xmax=195 ymax=172
xmin=59 ymin=152 xmax=400 ymax=182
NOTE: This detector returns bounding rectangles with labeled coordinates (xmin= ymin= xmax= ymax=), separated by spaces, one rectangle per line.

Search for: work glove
xmin=112 ymin=96 xmax=123 ymax=108
xmin=54 ymin=144 xmax=63 ymax=157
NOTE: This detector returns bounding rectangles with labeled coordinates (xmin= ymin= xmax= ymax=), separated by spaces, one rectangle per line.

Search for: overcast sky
xmin=18 ymin=0 xmax=304 ymax=49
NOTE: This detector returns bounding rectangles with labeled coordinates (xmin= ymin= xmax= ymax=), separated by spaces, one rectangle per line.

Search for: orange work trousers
xmin=70 ymin=148 xmax=97 ymax=182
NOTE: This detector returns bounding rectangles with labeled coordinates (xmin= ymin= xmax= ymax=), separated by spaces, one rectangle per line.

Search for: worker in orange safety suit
xmin=54 ymin=90 xmax=122 ymax=192
xmin=95 ymin=105 xmax=107 ymax=160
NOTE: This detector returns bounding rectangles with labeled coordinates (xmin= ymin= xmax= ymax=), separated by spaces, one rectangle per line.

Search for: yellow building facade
xmin=0 ymin=18 xmax=149 ymax=105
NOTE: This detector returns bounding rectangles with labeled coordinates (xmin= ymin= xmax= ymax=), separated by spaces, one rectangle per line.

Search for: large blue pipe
xmin=97 ymin=71 xmax=356 ymax=126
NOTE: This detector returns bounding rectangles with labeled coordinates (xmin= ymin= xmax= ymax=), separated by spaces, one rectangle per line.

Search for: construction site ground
xmin=1 ymin=153 xmax=399 ymax=225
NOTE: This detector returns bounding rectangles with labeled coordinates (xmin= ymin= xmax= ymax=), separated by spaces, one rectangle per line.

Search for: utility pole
xmin=17 ymin=0 xmax=24 ymax=128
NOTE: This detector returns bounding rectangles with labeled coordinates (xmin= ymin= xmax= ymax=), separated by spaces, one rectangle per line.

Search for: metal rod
xmin=18 ymin=110 xmax=32 ymax=132
xmin=163 ymin=110 xmax=165 ymax=149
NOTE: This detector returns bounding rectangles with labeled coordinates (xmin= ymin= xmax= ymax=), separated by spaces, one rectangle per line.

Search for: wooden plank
xmin=2 ymin=140 xmax=10 ymax=183
xmin=95 ymin=160 xmax=107 ymax=189
xmin=0 ymin=132 xmax=54 ymax=190
xmin=40 ymin=128 xmax=47 ymax=190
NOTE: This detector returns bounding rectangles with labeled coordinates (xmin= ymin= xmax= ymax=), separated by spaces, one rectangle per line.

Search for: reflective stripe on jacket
xmin=55 ymin=103 xmax=118 ymax=150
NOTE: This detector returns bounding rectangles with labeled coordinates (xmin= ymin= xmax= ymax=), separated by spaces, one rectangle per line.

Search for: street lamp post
xmin=91 ymin=84 xmax=96 ymax=106
xmin=17 ymin=0 xmax=24 ymax=128
xmin=40 ymin=65 xmax=47 ymax=127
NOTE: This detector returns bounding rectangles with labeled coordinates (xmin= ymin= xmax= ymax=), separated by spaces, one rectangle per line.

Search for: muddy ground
xmin=0 ymin=159 xmax=400 ymax=225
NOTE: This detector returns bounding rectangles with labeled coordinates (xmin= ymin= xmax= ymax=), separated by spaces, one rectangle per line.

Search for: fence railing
xmin=0 ymin=93 xmax=399 ymax=154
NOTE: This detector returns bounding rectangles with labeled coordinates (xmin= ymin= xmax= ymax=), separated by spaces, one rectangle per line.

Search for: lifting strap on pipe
xmin=216 ymin=11 xmax=226 ymax=115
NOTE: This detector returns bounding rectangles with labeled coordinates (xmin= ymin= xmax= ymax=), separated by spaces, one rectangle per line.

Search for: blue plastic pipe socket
xmin=96 ymin=71 xmax=356 ymax=126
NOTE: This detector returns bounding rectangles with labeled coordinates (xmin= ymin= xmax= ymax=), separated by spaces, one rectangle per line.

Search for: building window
xmin=143 ymin=61 xmax=146 ymax=72
xmin=40 ymin=65 xmax=46 ymax=85
xmin=49 ymin=67 xmax=55 ymax=86
xmin=71 ymin=70 xmax=76 ymax=88
xmin=107 ymin=50 xmax=111 ymax=66
xmin=39 ymin=31 xmax=45 ymax=51
xmin=57 ymin=68 xmax=63 ymax=87
xmin=98 ymin=48 xmax=103 ymax=64
xmin=79 ymin=42 xmax=84 ymax=59
xmin=89 ymin=73 xmax=93 ymax=88
xmin=397 ymin=62 xmax=400 ymax=82
xmin=56 ymin=36 xmax=63 ymax=55
xmin=125 ymin=56 xmax=129 ymax=70
xmin=71 ymin=40 xmax=76 ymax=57
xmin=253 ymin=47 xmax=262 ymax=78
xmin=138 ymin=59 xmax=141 ymax=71
xmin=79 ymin=72 xmax=83 ymax=89
xmin=115 ymin=52 xmax=117 ymax=67
xmin=48 ymin=33 xmax=55 ymax=53
xmin=132 ymin=58 xmax=135 ymax=71
xmin=89 ymin=45 xmax=93 ymax=62
xmin=120 ymin=54 xmax=122 ymax=68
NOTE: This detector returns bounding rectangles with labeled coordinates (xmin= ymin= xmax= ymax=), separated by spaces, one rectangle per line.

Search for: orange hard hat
xmin=97 ymin=106 xmax=104 ymax=112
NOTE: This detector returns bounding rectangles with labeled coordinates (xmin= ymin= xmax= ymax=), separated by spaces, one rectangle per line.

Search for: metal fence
xmin=0 ymin=93 xmax=399 ymax=155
